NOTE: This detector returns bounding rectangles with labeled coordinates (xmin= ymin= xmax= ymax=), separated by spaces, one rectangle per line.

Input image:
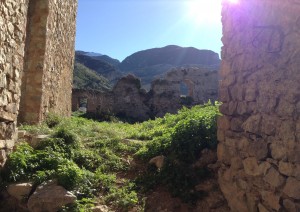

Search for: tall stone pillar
xmin=218 ymin=0 xmax=300 ymax=211
xmin=19 ymin=0 xmax=77 ymax=124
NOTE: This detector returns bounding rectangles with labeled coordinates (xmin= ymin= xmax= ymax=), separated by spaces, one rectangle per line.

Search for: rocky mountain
xmin=120 ymin=45 xmax=220 ymax=89
xmin=93 ymin=55 xmax=120 ymax=68
xmin=74 ymin=45 xmax=221 ymax=90
xmin=120 ymin=45 xmax=220 ymax=72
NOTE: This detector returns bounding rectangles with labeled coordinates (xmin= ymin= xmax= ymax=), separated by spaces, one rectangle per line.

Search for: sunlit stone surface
xmin=219 ymin=0 xmax=300 ymax=211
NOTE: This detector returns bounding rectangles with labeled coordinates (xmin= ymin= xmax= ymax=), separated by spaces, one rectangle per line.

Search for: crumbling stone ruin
xmin=218 ymin=0 xmax=300 ymax=211
xmin=72 ymin=68 xmax=219 ymax=121
xmin=0 ymin=0 xmax=77 ymax=166
xmin=1 ymin=0 xmax=300 ymax=211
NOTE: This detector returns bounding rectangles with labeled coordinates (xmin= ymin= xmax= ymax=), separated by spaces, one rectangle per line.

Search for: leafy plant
xmin=45 ymin=113 xmax=63 ymax=128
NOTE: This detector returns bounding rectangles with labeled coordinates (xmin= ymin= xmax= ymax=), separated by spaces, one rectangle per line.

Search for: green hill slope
xmin=73 ymin=62 xmax=112 ymax=91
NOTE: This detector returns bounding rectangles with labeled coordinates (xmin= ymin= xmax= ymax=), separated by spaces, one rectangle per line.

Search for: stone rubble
xmin=27 ymin=180 xmax=76 ymax=212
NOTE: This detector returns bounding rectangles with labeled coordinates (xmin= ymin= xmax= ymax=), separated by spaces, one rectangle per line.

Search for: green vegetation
xmin=0 ymin=103 xmax=220 ymax=211
xmin=131 ymin=103 xmax=220 ymax=203
xmin=73 ymin=62 xmax=112 ymax=91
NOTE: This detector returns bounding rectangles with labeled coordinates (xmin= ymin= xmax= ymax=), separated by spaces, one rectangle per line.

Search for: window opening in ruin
xmin=78 ymin=97 xmax=88 ymax=112
xmin=180 ymin=82 xmax=189 ymax=97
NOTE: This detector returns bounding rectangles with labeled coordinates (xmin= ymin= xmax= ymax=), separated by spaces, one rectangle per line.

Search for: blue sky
xmin=75 ymin=0 xmax=223 ymax=61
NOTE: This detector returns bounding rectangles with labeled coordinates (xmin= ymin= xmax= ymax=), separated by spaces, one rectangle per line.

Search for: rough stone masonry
xmin=0 ymin=0 xmax=77 ymax=166
xmin=218 ymin=0 xmax=300 ymax=211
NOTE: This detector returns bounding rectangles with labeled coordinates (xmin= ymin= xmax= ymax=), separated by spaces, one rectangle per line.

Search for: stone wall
xmin=218 ymin=0 xmax=300 ymax=211
xmin=150 ymin=68 xmax=219 ymax=117
xmin=72 ymin=89 xmax=114 ymax=115
xmin=0 ymin=0 xmax=29 ymax=165
xmin=72 ymin=68 xmax=219 ymax=121
xmin=19 ymin=0 xmax=77 ymax=124
xmin=0 ymin=0 xmax=77 ymax=166
xmin=42 ymin=0 xmax=77 ymax=118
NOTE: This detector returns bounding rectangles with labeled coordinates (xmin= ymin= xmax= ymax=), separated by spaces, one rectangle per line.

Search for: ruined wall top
xmin=72 ymin=67 xmax=219 ymax=121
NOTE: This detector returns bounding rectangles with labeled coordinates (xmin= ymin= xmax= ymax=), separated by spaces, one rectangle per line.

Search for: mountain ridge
xmin=74 ymin=45 xmax=221 ymax=90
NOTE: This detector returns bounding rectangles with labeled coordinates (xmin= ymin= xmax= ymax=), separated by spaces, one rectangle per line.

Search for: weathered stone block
xmin=0 ymin=149 xmax=6 ymax=162
xmin=288 ymin=149 xmax=300 ymax=163
xmin=260 ymin=191 xmax=280 ymax=211
xmin=230 ymin=118 xmax=243 ymax=132
xmin=270 ymin=142 xmax=287 ymax=161
xmin=27 ymin=181 xmax=76 ymax=212
xmin=263 ymin=167 xmax=286 ymax=188
xmin=257 ymin=96 xmax=278 ymax=113
xmin=230 ymin=157 xmax=243 ymax=171
xmin=7 ymin=182 xmax=33 ymax=201
xmin=28 ymin=135 xmax=50 ymax=148
xmin=243 ymin=157 xmax=271 ymax=177
xmin=218 ymin=116 xmax=231 ymax=130
xmin=219 ymin=87 xmax=230 ymax=102
xmin=242 ymin=114 xmax=262 ymax=135
xmin=247 ymin=140 xmax=268 ymax=161
xmin=283 ymin=177 xmax=300 ymax=199
xmin=0 ymin=140 xmax=5 ymax=149
xmin=279 ymin=161 xmax=294 ymax=177
xmin=258 ymin=203 xmax=269 ymax=212
xmin=244 ymin=87 xmax=257 ymax=102
xmin=261 ymin=115 xmax=281 ymax=136
xmin=217 ymin=143 xmax=233 ymax=165
xmin=283 ymin=199 xmax=300 ymax=212
xmin=278 ymin=120 xmax=296 ymax=142
xmin=276 ymin=99 xmax=295 ymax=117
xmin=236 ymin=101 xmax=248 ymax=115
xmin=217 ymin=129 xmax=225 ymax=143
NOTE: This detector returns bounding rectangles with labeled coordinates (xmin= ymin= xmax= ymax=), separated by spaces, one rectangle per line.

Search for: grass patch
xmin=1 ymin=102 xmax=220 ymax=210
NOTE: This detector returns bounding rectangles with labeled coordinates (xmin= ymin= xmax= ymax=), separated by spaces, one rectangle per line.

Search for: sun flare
xmin=185 ymin=0 xmax=222 ymax=25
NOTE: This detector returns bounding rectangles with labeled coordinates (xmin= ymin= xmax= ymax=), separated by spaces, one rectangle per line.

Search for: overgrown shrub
xmin=45 ymin=112 xmax=63 ymax=128
xmin=2 ymin=102 xmax=220 ymax=209
xmin=134 ymin=102 xmax=220 ymax=203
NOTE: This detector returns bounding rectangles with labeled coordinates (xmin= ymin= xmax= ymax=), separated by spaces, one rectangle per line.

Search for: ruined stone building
xmin=72 ymin=68 xmax=219 ymax=121
xmin=0 ymin=0 xmax=77 ymax=165
xmin=0 ymin=0 xmax=300 ymax=211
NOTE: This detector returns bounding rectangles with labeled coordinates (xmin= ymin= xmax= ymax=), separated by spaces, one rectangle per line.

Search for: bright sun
xmin=185 ymin=0 xmax=238 ymax=25
xmin=185 ymin=0 xmax=222 ymax=25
